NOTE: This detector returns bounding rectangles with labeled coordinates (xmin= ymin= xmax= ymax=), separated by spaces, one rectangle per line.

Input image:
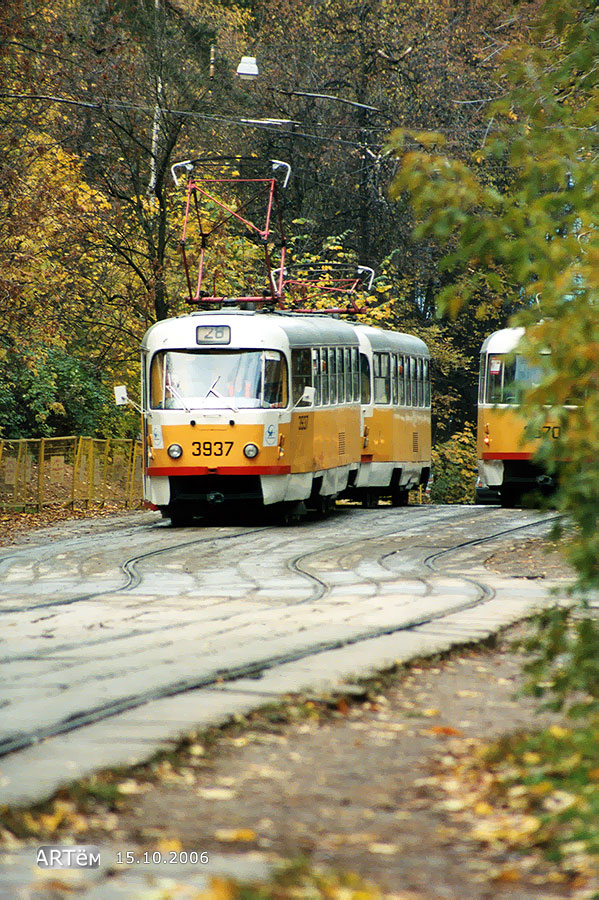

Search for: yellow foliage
xmin=431 ymin=424 xmax=477 ymax=504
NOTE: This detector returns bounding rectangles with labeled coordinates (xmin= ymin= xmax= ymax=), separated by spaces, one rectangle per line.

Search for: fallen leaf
xmin=493 ymin=866 xmax=522 ymax=883
xmin=428 ymin=726 xmax=463 ymax=737
xmin=35 ymin=879 xmax=79 ymax=894
xmin=542 ymin=790 xmax=577 ymax=813
xmin=117 ymin=780 xmax=147 ymax=795
xmin=368 ymin=842 xmax=398 ymax=854
xmin=560 ymin=840 xmax=588 ymax=856
xmin=474 ymin=801 xmax=494 ymax=815
xmin=157 ymin=838 xmax=182 ymax=853
xmin=522 ymin=752 xmax=541 ymax=765
xmin=440 ymin=798 xmax=468 ymax=812
xmin=214 ymin=828 xmax=256 ymax=843
xmin=548 ymin=725 xmax=571 ymax=739
xmin=206 ymin=875 xmax=237 ymax=900
xmin=528 ymin=781 xmax=553 ymax=797
xmin=197 ymin=788 xmax=236 ymax=800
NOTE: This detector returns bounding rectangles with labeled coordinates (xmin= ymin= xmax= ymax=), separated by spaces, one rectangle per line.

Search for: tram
xmin=139 ymin=310 xmax=431 ymax=523
xmin=117 ymin=157 xmax=431 ymax=523
xmin=476 ymin=326 xmax=557 ymax=506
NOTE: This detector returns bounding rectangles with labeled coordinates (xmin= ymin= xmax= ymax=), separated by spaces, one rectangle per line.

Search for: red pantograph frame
xmin=173 ymin=158 xmax=372 ymax=314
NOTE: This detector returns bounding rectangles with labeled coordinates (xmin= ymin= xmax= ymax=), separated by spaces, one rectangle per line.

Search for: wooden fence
xmin=0 ymin=437 xmax=144 ymax=511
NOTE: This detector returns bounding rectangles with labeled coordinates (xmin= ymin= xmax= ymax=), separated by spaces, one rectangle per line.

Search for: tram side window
xmin=391 ymin=354 xmax=398 ymax=405
xmin=150 ymin=353 xmax=165 ymax=408
xmin=398 ymin=356 xmax=405 ymax=405
xmin=416 ymin=357 xmax=423 ymax=407
xmin=263 ymin=352 xmax=288 ymax=408
xmin=412 ymin=357 xmax=418 ymax=406
xmin=487 ymin=355 xmax=516 ymax=404
xmin=487 ymin=353 xmax=542 ymax=404
xmin=312 ymin=349 xmax=322 ymax=406
xmin=344 ymin=347 xmax=352 ymax=401
xmin=291 ymin=348 xmax=313 ymax=406
xmin=321 ymin=348 xmax=330 ymax=405
xmin=360 ymin=353 xmax=371 ymax=403
xmin=413 ymin=357 xmax=419 ymax=406
xmin=423 ymin=358 xmax=430 ymax=407
xmin=352 ymin=348 xmax=360 ymax=400
xmin=404 ymin=357 xmax=412 ymax=406
xmin=328 ymin=348 xmax=337 ymax=404
xmin=478 ymin=354 xmax=486 ymax=405
xmin=374 ymin=352 xmax=391 ymax=404
xmin=336 ymin=347 xmax=344 ymax=402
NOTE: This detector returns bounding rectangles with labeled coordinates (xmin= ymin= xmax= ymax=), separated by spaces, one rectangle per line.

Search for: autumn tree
xmin=2 ymin=0 xmax=257 ymax=320
xmin=0 ymin=4 xmax=121 ymax=435
xmin=0 ymin=0 xmax=261 ymax=435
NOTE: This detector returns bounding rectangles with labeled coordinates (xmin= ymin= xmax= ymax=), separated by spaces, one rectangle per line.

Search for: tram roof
xmin=141 ymin=310 xmax=361 ymax=351
xmin=353 ymin=323 xmax=429 ymax=357
xmin=480 ymin=327 xmax=525 ymax=355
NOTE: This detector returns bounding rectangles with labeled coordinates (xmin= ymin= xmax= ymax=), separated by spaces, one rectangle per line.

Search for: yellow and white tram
xmin=476 ymin=326 xmax=557 ymax=506
xmin=139 ymin=309 xmax=431 ymax=523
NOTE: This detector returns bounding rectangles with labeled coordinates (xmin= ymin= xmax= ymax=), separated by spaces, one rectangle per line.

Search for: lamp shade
xmin=236 ymin=56 xmax=259 ymax=80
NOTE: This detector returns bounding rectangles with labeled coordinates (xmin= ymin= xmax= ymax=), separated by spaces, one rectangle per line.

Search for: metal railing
xmin=0 ymin=437 xmax=144 ymax=511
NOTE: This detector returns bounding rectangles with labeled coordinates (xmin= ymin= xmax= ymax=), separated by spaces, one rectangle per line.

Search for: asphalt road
xmin=0 ymin=503 xmax=567 ymax=807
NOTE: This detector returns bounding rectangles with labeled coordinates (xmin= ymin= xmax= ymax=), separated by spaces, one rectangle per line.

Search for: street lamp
xmin=210 ymin=48 xmax=259 ymax=81
xmin=236 ymin=56 xmax=259 ymax=80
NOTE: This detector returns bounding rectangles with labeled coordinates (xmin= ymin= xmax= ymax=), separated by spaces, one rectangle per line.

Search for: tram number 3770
xmin=192 ymin=441 xmax=234 ymax=457
xmin=540 ymin=425 xmax=561 ymax=439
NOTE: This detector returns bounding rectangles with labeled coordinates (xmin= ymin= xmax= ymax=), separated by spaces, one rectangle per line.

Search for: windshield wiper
xmin=166 ymin=383 xmax=191 ymax=412
xmin=204 ymin=377 xmax=239 ymax=413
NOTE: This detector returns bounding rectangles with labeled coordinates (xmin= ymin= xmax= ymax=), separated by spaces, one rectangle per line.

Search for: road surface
xmin=0 ymin=503 xmax=566 ymax=806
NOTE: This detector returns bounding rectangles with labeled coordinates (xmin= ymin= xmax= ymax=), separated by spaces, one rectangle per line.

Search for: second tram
xmin=476 ymin=326 xmax=558 ymax=506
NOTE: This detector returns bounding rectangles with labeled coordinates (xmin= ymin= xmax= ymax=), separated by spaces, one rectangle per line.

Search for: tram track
xmin=0 ymin=505 xmax=509 ymax=665
xmin=0 ymin=526 xmax=272 ymax=616
xmin=0 ymin=507 xmax=560 ymax=760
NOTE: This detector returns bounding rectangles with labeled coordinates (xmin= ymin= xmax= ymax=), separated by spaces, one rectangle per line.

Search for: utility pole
xmin=148 ymin=0 xmax=163 ymax=196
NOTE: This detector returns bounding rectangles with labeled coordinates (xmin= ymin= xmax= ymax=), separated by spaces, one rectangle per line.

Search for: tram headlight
xmin=243 ymin=442 xmax=259 ymax=459
xmin=167 ymin=443 xmax=183 ymax=459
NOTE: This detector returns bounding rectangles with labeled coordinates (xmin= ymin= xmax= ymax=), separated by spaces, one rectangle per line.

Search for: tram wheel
xmin=313 ymin=495 xmax=336 ymax=517
xmin=500 ymin=488 xmax=521 ymax=509
xmin=168 ymin=505 xmax=196 ymax=526
xmin=391 ymin=488 xmax=409 ymax=507
xmin=361 ymin=489 xmax=379 ymax=509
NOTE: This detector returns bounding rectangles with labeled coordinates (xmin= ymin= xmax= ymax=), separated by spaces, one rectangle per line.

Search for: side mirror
xmin=114 ymin=385 xmax=129 ymax=406
xmin=114 ymin=385 xmax=142 ymax=413
xmin=294 ymin=385 xmax=315 ymax=408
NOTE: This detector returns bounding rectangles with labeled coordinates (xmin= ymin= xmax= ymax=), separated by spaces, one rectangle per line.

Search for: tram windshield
xmin=149 ymin=349 xmax=288 ymax=410
xmin=484 ymin=353 xmax=542 ymax=404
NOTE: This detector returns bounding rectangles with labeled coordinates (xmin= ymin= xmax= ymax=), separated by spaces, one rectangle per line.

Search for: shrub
xmin=430 ymin=423 xmax=477 ymax=504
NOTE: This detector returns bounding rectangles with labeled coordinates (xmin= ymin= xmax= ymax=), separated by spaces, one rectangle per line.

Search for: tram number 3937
xmin=540 ymin=425 xmax=561 ymax=439
xmin=192 ymin=441 xmax=234 ymax=457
